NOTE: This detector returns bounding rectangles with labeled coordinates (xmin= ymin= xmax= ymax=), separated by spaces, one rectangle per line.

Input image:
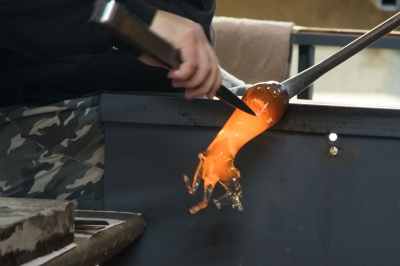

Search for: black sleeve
xmin=0 ymin=0 xmax=157 ymax=60
xmin=143 ymin=0 xmax=216 ymax=45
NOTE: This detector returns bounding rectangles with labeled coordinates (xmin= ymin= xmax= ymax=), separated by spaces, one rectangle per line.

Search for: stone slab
xmin=44 ymin=211 xmax=146 ymax=266
xmin=0 ymin=198 xmax=75 ymax=266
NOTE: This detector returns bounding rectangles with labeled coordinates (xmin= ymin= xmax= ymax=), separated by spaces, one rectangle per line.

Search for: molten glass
xmin=184 ymin=81 xmax=289 ymax=214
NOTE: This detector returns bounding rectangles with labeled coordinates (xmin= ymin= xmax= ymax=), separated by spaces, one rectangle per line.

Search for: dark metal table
xmin=101 ymin=92 xmax=400 ymax=266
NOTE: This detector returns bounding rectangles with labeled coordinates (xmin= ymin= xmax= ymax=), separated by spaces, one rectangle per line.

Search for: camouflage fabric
xmin=0 ymin=95 xmax=104 ymax=210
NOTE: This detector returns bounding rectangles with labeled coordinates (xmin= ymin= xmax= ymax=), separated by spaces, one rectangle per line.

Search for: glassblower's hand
xmin=139 ymin=10 xmax=221 ymax=100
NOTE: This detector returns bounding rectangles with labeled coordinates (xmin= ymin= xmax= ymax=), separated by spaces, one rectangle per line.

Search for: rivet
xmin=329 ymin=146 xmax=338 ymax=156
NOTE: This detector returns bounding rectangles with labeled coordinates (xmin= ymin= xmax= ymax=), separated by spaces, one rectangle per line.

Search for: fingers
xmin=184 ymin=60 xmax=221 ymax=100
xmin=170 ymin=47 xmax=210 ymax=92
xmin=168 ymin=24 xmax=201 ymax=81
xmin=147 ymin=10 xmax=222 ymax=99
xmin=170 ymin=42 xmax=221 ymax=100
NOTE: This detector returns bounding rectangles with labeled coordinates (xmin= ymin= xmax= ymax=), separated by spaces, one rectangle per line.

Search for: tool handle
xmin=90 ymin=0 xmax=256 ymax=115
xmin=90 ymin=0 xmax=182 ymax=69
xmin=283 ymin=12 xmax=400 ymax=99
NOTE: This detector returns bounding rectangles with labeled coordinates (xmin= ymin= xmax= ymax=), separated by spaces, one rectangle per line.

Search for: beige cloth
xmin=212 ymin=17 xmax=294 ymax=84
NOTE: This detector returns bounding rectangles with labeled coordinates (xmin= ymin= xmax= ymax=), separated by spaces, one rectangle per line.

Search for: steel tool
xmin=283 ymin=12 xmax=400 ymax=98
xmin=90 ymin=0 xmax=256 ymax=116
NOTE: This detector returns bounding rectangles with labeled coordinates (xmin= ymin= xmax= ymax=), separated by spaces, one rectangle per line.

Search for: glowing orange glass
xmin=184 ymin=81 xmax=289 ymax=214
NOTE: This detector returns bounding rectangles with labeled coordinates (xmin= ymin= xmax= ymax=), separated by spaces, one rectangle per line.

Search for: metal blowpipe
xmin=283 ymin=12 xmax=400 ymax=98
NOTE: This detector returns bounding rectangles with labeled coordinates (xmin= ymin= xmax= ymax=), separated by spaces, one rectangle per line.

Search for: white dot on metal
xmin=329 ymin=133 xmax=338 ymax=142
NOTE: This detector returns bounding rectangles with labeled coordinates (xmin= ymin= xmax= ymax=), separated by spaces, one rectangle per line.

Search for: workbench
xmin=101 ymin=91 xmax=400 ymax=266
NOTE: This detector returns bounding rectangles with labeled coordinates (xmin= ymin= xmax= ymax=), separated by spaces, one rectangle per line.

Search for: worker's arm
xmin=0 ymin=0 xmax=220 ymax=98
xmin=142 ymin=10 xmax=221 ymax=99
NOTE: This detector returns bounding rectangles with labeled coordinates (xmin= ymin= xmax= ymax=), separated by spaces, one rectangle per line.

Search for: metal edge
xmin=292 ymin=32 xmax=400 ymax=50
xmin=101 ymin=92 xmax=400 ymax=138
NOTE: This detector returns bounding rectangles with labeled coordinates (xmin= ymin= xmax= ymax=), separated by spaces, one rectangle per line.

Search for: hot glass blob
xmin=184 ymin=81 xmax=289 ymax=214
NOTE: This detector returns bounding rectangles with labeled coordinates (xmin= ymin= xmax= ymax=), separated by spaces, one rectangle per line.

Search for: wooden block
xmin=0 ymin=198 xmax=75 ymax=266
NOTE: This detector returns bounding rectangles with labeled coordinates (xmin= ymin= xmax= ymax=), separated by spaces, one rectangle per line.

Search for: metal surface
xmin=101 ymin=92 xmax=400 ymax=138
xmin=292 ymin=31 xmax=400 ymax=49
xmin=293 ymin=26 xmax=400 ymax=37
xmin=101 ymin=92 xmax=400 ymax=265
xmin=296 ymin=45 xmax=315 ymax=100
xmin=90 ymin=0 xmax=256 ymax=116
xmin=215 ymin=86 xmax=256 ymax=116
xmin=284 ymin=11 xmax=400 ymax=98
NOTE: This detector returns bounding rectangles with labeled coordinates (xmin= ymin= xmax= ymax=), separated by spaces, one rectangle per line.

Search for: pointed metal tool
xmin=90 ymin=0 xmax=256 ymax=116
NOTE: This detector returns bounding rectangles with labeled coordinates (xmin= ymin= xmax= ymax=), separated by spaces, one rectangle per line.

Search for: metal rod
xmin=293 ymin=26 xmax=400 ymax=38
xmin=283 ymin=12 xmax=400 ymax=99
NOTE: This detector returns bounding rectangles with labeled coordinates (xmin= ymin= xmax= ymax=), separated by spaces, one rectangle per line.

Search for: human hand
xmin=139 ymin=10 xmax=221 ymax=100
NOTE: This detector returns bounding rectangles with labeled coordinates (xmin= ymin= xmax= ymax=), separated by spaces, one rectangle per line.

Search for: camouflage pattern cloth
xmin=0 ymin=95 xmax=104 ymax=210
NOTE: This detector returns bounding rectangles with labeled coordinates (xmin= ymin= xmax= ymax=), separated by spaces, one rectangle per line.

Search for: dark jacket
xmin=0 ymin=0 xmax=216 ymax=106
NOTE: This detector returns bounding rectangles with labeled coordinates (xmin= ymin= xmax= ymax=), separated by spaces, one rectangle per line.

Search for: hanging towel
xmin=212 ymin=16 xmax=294 ymax=84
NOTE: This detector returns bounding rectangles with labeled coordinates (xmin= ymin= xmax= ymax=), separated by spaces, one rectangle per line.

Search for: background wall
xmin=215 ymin=0 xmax=396 ymax=30
xmin=215 ymin=0 xmax=400 ymax=107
